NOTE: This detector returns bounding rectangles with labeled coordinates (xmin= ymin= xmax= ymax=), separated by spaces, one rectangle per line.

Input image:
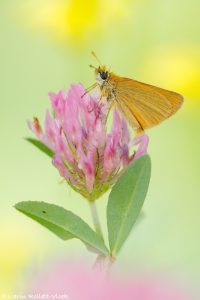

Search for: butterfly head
xmin=90 ymin=51 xmax=110 ymax=83
xmin=96 ymin=66 xmax=109 ymax=82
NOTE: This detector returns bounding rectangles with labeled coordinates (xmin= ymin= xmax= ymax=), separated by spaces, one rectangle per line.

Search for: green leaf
xmin=15 ymin=201 xmax=109 ymax=256
xmin=25 ymin=138 xmax=54 ymax=158
xmin=107 ymin=155 xmax=151 ymax=256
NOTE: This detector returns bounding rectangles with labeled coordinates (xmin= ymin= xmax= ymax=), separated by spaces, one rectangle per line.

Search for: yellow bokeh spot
xmin=143 ymin=46 xmax=200 ymax=100
xmin=16 ymin=0 xmax=130 ymax=44
xmin=0 ymin=225 xmax=37 ymax=294
xmin=66 ymin=0 xmax=99 ymax=39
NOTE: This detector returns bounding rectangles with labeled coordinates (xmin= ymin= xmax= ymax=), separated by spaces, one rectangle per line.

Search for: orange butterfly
xmin=85 ymin=52 xmax=183 ymax=135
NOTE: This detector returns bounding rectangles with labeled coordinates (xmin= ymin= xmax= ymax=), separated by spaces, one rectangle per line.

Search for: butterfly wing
xmin=111 ymin=76 xmax=183 ymax=131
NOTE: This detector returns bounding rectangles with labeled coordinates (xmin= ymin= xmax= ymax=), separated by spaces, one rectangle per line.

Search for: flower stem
xmin=89 ymin=201 xmax=104 ymax=241
xmin=93 ymin=254 xmax=115 ymax=278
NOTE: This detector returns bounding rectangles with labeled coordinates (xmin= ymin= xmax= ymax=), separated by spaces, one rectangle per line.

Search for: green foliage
xmin=15 ymin=201 xmax=109 ymax=255
xmin=107 ymin=155 xmax=151 ymax=256
xmin=15 ymin=154 xmax=151 ymax=259
xmin=25 ymin=138 xmax=54 ymax=158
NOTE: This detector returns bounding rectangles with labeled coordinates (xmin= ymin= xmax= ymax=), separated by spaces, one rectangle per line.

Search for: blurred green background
xmin=0 ymin=0 xmax=200 ymax=295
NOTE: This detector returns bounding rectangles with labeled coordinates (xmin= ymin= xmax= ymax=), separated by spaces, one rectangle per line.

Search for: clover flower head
xmin=29 ymin=83 xmax=148 ymax=201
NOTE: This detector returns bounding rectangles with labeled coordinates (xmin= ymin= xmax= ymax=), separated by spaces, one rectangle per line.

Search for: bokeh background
xmin=0 ymin=0 xmax=200 ymax=297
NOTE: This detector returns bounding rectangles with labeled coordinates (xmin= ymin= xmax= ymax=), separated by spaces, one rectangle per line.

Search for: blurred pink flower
xmin=29 ymin=83 xmax=148 ymax=201
xmin=27 ymin=260 xmax=192 ymax=300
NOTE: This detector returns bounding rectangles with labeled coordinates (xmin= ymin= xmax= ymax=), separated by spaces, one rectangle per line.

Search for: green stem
xmin=89 ymin=201 xmax=104 ymax=241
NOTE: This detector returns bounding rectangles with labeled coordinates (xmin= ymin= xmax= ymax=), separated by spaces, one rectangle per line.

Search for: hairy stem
xmin=93 ymin=254 xmax=115 ymax=278
xmin=89 ymin=201 xmax=104 ymax=241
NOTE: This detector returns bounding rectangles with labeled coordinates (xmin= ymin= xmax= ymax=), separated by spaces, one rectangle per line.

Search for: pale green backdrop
xmin=0 ymin=0 xmax=200 ymax=295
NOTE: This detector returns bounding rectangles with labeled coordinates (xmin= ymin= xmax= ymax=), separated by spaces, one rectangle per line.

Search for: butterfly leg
xmin=105 ymin=101 xmax=115 ymax=123
xmin=81 ymin=83 xmax=99 ymax=98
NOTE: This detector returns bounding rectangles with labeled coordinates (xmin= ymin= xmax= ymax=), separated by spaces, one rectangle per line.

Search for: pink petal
xmin=52 ymin=153 xmax=77 ymax=185
xmin=49 ymin=91 xmax=66 ymax=123
xmin=27 ymin=117 xmax=43 ymax=140
xmin=77 ymin=147 xmax=95 ymax=193
xmin=130 ymin=134 xmax=149 ymax=160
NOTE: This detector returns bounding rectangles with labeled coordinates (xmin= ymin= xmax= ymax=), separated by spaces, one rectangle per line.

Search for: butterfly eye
xmin=100 ymin=71 xmax=108 ymax=80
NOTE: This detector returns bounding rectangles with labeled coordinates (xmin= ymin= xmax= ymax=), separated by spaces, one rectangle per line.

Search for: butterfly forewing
xmin=111 ymin=75 xmax=183 ymax=131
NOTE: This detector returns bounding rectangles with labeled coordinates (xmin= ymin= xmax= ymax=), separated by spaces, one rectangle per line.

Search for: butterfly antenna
xmin=91 ymin=51 xmax=102 ymax=66
xmin=89 ymin=64 xmax=96 ymax=69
